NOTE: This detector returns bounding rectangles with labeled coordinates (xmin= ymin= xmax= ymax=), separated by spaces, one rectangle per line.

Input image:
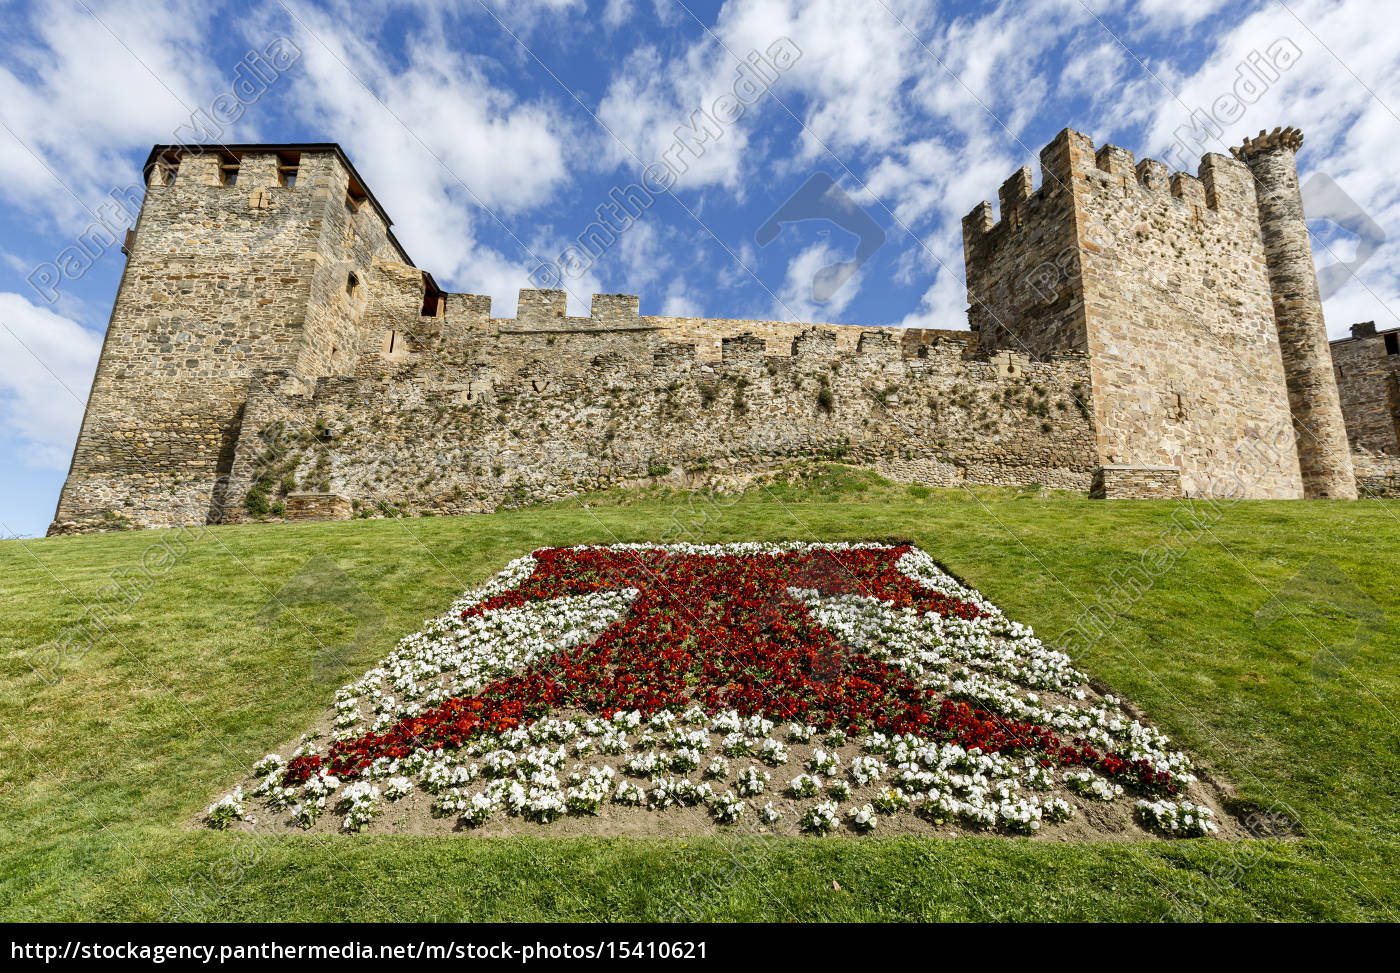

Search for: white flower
xmin=205 ymin=789 xmax=245 ymax=830
xmin=848 ymin=803 xmax=877 ymax=831
xmin=802 ymin=801 xmax=840 ymax=834
xmin=736 ymin=766 xmax=770 ymax=796
xmin=710 ymin=791 xmax=745 ymax=824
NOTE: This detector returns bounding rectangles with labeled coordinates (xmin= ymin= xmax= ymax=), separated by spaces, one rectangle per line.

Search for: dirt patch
xmin=213 ymin=708 xmax=1244 ymax=841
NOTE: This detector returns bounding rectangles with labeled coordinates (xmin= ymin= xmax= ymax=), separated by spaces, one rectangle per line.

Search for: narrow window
xmin=345 ymin=175 xmax=368 ymax=213
xmin=346 ymin=271 xmax=360 ymax=298
xmin=218 ymin=153 xmax=240 ymax=186
xmin=1386 ymin=333 xmax=1398 ymax=356
xmin=277 ymin=150 xmax=300 ymax=188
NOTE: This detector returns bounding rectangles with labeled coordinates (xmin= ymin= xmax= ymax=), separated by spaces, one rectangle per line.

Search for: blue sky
xmin=2 ymin=0 xmax=1397 ymax=537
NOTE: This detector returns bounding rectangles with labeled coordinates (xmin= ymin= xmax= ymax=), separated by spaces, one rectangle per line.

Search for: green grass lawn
xmin=3 ymin=471 xmax=1398 ymax=921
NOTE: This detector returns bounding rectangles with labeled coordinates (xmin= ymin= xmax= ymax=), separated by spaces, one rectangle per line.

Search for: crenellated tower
xmin=49 ymin=143 xmax=425 ymax=532
xmin=1232 ymin=127 xmax=1358 ymax=498
xmin=961 ymin=125 xmax=1357 ymax=500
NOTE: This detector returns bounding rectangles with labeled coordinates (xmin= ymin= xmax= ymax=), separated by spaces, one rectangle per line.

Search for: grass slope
xmin=2 ymin=470 xmax=1398 ymax=921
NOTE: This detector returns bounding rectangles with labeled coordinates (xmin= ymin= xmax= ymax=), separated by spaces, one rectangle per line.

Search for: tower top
xmin=1230 ymin=126 xmax=1304 ymax=162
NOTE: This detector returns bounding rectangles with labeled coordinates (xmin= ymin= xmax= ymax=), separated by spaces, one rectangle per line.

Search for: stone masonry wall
xmin=55 ymin=124 xmax=1365 ymax=534
xmin=1073 ymin=135 xmax=1303 ymax=499
xmin=51 ymin=146 xmax=408 ymax=531
xmin=1090 ymin=465 xmax=1183 ymax=500
xmin=1235 ymin=128 xmax=1356 ymax=498
xmin=1352 ymin=451 xmax=1400 ymax=498
xmin=1330 ymin=323 xmax=1400 ymax=454
xmin=962 ymin=131 xmax=1088 ymax=359
xmin=217 ymin=311 xmax=1098 ymax=521
xmin=963 ymin=128 xmax=1305 ymax=500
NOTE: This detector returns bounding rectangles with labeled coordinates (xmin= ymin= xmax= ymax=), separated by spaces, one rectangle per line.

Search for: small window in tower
xmin=277 ymin=151 xmax=300 ymax=188
xmin=345 ymin=175 xmax=368 ymax=213
xmin=1386 ymin=333 xmax=1399 ymax=356
xmin=346 ymin=271 xmax=360 ymax=298
xmin=219 ymin=155 xmax=240 ymax=186
xmin=156 ymin=152 xmax=179 ymax=186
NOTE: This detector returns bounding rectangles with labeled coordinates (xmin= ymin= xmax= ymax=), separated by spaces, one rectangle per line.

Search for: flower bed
xmin=210 ymin=543 xmax=1225 ymax=838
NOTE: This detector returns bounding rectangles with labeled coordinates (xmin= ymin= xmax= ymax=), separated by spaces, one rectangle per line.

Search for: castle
xmin=48 ymin=126 xmax=1400 ymax=534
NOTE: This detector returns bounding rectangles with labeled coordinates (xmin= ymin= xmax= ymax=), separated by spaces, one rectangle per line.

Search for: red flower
xmin=283 ymin=545 xmax=1172 ymax=796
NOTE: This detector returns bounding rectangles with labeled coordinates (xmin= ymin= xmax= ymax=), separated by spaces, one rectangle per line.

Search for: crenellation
xmin=1198 ymin=152 xmax=1255 ymax=214
xmin=1094 ymin=144 xmax=1136 ymax=183
xmin=856 ymin=330 xmax=901 ymax=358
xmin=721 ymin=334 xmax=767 ymax=361
xmin=1038 ymin=127 xmax=1096 ymax=192
xmin=961 ymin=199 xmax=995 ymax=243
xmin=1168 ymin=171 xmax=1207 ymax=210
xmin=997 ymin=166 xmax=1035 ymax=225
xmin=1135 ymin=158 xmax=1169 ymax=192
xmin=48 ymin=126 xmax=1366 ymax=533
xmin=590 ymin=293 xmax=641 ymax=324
xmin=515 ymin=288 xmax=567 ymax=324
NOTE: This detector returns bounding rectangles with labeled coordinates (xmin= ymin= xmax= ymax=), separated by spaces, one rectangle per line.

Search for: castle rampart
xmin=47 ymin=126 xmax=1366 ymax=533
xmin=215 ymin=311 xmax=1097 ymax=522
xmin=1330 ymin=321 xmax=1400 ymax=454
xmin=965 ymin=127 xmax=1309 ymax=499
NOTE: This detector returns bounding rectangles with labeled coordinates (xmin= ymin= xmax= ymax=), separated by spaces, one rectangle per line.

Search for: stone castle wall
xmin=964 ymin=129 xmax=1304 ymax=500
xmin=214 ymin=303 xmax=1097 ymax=521
xmin=1331 ymin=322 xmax=1400 ymax=454
xmin=51 ymin=146 xmax=410 ymax=528
xmin=1236 ymin=127 xmax=1356 ymax=498
xmin=50 ymin=124 xmax=1368 ymax=533
xmin=1352 ymin=450 xmax=1400 ymax=498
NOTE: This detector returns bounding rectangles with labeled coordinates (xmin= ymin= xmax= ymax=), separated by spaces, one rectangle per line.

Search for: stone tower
xmin=1232 ymin=127 xmax=1358 ymax=498
xmin=963 ymin=128 xmax=1306 ymax=499
xmin=50 ymin=143 xmax=416 ymax=532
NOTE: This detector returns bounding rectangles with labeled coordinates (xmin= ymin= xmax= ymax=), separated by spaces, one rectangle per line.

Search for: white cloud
xmin=775 ymin=241 xmax=863 ymax=321
xmin=895 ymin=265 xmax=971 ymax=332
xmin=0 ymin=293 xmax=102 ymax=469
xmin=265 ymin=1 xmax=579 ymax=314
xmin=1125 ymin=0 xmax=1400 ymax=335
xmin=0 ymin=0 xmax=232 ymax=233
xmin=603 ymin=0 xmax=635 ymax=29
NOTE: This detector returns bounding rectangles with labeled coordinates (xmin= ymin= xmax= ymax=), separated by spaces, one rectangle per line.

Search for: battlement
xmin=1231 ymin=125 xmax=1304 ymax=161
xmin=49 ymin=124 xmax=1357 ymax=534
xmin=963 ymin=129 xmax=1260 ymax=248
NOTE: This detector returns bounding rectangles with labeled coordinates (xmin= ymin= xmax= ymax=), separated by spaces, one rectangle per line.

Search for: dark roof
xmin=141 ymin=142 xmax=413 ymax=266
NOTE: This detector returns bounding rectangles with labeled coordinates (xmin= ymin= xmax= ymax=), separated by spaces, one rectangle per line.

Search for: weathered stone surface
xmin=1351 ymin=450 xmax=1400 ymax=498
xmin=1331 ymin=322 xmax=1400 ymax=459
xmin=1236 ymin=127 xmax=1356 ymax=498
xmin=1090 ymin=465 xmax=1183 ymax=499
xmin=47 ymin=128 xmax=1367 ymax=534
xmin=284 ymin=492 xmax=353 ymax=521
xmin=964 ymin=128 xmax=1324 ymax=500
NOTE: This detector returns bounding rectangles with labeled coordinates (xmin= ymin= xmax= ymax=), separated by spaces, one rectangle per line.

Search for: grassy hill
xmin=2 ymin=469 xmax=1398 ymax=921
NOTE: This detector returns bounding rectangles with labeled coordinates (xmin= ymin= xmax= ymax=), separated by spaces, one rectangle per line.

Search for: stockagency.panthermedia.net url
xmin=11 ymin=939 xmax=710 ymax=964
